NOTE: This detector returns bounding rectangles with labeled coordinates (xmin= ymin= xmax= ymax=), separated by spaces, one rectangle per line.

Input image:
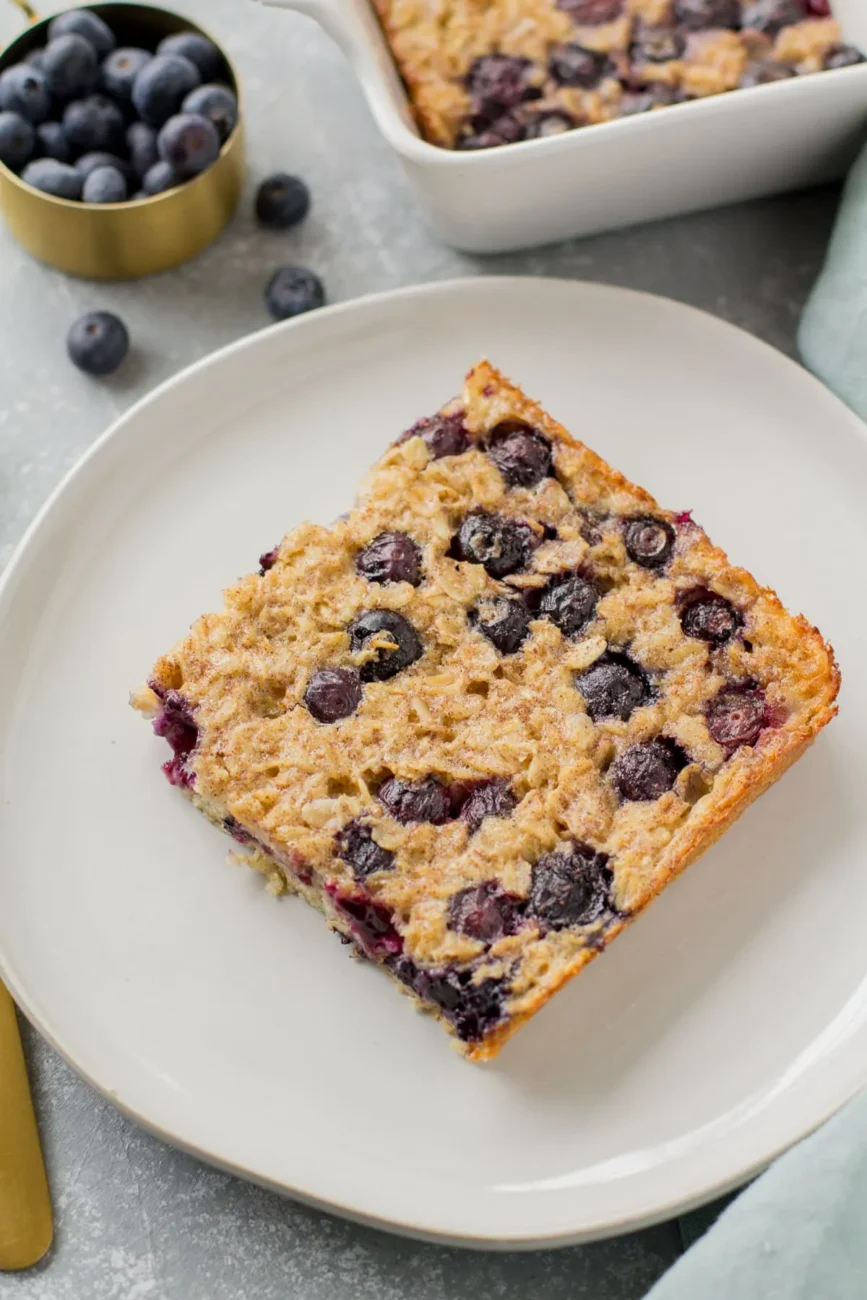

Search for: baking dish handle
xmin=252 ymin=0 xmax=361 ymax=61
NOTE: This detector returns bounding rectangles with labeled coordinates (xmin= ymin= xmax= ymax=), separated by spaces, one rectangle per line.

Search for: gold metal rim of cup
xmin=0 ymin=2 xmax=244 ymax=215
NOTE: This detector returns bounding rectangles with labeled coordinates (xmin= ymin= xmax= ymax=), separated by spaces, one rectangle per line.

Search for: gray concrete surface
xmin=0 ymin=0 xmax=842 ymax=1295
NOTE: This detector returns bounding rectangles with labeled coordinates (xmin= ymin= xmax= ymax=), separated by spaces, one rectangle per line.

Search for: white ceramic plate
xmin=1 ymin=277 xmax=866 ymax=1249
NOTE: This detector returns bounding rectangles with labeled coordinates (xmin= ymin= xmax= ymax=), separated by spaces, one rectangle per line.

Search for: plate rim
xmin=1 ymin=274 xmax=866 ymax=1249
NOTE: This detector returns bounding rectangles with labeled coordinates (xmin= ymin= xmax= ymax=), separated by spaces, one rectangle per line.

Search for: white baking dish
xmin=258 ymin=0 xmax=867 ymax=253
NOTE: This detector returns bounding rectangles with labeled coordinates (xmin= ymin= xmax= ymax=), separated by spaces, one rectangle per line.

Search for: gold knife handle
xmin=0 ymin=981 xmax=52 ymax=1270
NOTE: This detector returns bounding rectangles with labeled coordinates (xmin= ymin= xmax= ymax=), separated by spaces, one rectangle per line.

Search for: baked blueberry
xmin=741 ymin=0 xmax=806 ymax=33
xmin=469 ymin=596 xmax=531 ymax=655
xmin=401 ymin=412 xmax=469 ymax=457
xmin=126 ymin=121 xmax=158 ymax=179
xmin=576 ymin=651 xmax=651 ymax=721
xmin=465 ymin=54 xmax=537 ymax=117
xmin=100 ymin=47 xmax=152 ymax=104
xmin=82 ymin=164 xmax=127 ymax=203
xmin=258 ymin=546 xmax=278 ymax=574
xmin=487 ymin=421 xmax=552 ymax=487
xmin=523 ymin=111 xmax=576 ymax=138
xmin=329 ymin=887 xmax=403 ymax=958
xmin=679 ymin=588 xmax=743 ymax=644
xmin=379 ymin=775 xmax=451 ymax=824
xmin=0 ymin=110 xmax=35 ymax=170
xmin=67 ymin=311 xmax=129 ymax=375
xmin=42 ymin=34 xmax=98 ymax=101
xmin=22 ymin=157 xmax=83 ymax=199
xmin=35 ymin=120 xmax=70 ymax=162
xmin=255 ymin=171 xmax=310 ymax=228
xmin=303 ymin=666 xmax=363 ymax=722
xmin=132 ymin=54 xmax=200 ymax=128
xmin=453 ymin=510 xmax=534 ymax=578
xmin=335 ymin=820 xmax=395 ymax=878
xmin=631 ymin=28 xmax=686 ymax=61
xmin=624 ymin=515 xmax=675 ymax=568
xmin=356 ymin=532 xmax=422 ymax=586
xmin=62 ymin=95 xmax=125 ymax=155
xmin=449 ymin=881 xmax=521 ymax=942
xmin=152 ymin=689 xmax=198 ymax=788
xmin=557 ymin=0 xmax=624 ymax=19
xmin=0 ymin=64 xmax=50 ymax=123
xmin=527 ymin=842 xmax=613 ymax=929
xmin=460 ymin=779 xmax=517 ymax=833
xmin=707 ymin=684 xmax=765 ymax=749
xmin=539 ymin=573 xmax=598 ymax=637
xmin=157 ymin=31 xmax=223 ymax=82
xmin=182 ymin=84 xmax=238 ymax=143
xmin=611 ymin=738 xmax=687 ymax=801
xmin=457 ymin=113 xmax=524 ymax=149
xmin=673 ymin=0 xmax=740 ymax=28
xmin=157 ymin=112 xmax=220 ymax=179
xmin=825 ymin=44 xmax=865 ymax=69
xmin=264 ymin=266 xmax=325 ymax=321
xmin=141 ymin=159 xmax=178 ymax=195
xmin=620 ymin=84 xmax=680 ymax=113
xmin=349 ymin=609 xmax=423 ymax=681
xmin=49 ymin=9 xmax=115 ymax=57
xmin=549 ymin=42 xmax=612 ymax=87
xmin=739 ymin=60 xmax=797 ymax=86
xmin=398 ymin=962 xmax=507 ymax=1041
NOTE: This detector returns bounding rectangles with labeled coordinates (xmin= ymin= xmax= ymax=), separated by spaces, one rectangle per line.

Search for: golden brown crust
xmin=137 ymin=360 xmax=839 ymax=1060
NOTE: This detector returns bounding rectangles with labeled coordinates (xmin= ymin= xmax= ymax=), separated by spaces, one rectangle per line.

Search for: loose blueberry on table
xmin=67 ymin=311 xmax=129 ymax=376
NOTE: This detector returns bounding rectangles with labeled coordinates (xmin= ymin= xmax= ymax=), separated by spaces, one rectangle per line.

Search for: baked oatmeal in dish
xmin=133 ymin=360 xmax=839 ymax=1060
xmin=368 ymin=0 xmax=864 ymax=149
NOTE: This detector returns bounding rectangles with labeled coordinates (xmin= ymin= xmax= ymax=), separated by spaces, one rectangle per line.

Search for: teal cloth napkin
xmin=644 ymin=158 xmax=867 ymax=1300
xmin=645 ymin=1090 xmax=867 ymax=1300
xmin=799 ymin=140 xmax=867 ymax=415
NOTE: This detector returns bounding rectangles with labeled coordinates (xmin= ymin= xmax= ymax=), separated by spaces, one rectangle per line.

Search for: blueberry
xmin=356 ymin=532 xmax=422 ymax=586
xmin=0 ymin=63 xmax=50 ymax=124
xmin=523 ymin=110 xmax=576 ymax=138
xmin=549 ymin=43 xmax=612 ymax=87
xmin=394 ymin=960 xmax=507 ymax=1041
xmin=35 ymin=120 xmax=70 ymax=162
xmin=77 ymin=151 xmax=134 ymax=185
xmin=539 ymin=573 xmax=598 ymax=637
xmin=611 ymin=738 xmax=687 ymax=801
xmin=527 ymin=842 xmax=613 ymax=929
xmin=825 ymin=44 xmax=865 ymax=69
xmin=62 ymin=95 xmax=125 ymax=155
xmin=49 ymin=9 xmax=115 ymax=57
xmin=126 ymin=121 xmax=158 ymax=178
xmin=707 ymin=684 xmax=765 ymax=750
xmin=741 ymin=0 xmax=805 ymax=33
xmin=42 ymin=34 xmax=98 ymax=101
xmin=0 ymin=110 xmax=35 ymax=170
xmin=349 ymin=609 xmax=423 ymax=681
xmin=67 ymin=310 xmax=129 ymax=375
xmin=303 ymin=666 xmax=362 ymax=722
xmin=334 ymin=820 xmax=395 ymax=879
xmin=82 ymin=163 xmax=126 ymax=203
xmin=258 ymin=546 xmax=279 ymax=574
xmin=132 ymin=54 xmax=200 ymax=128
xmin=157 ymin=112 xmax=219 ymax=179
xmin=449 ymin=881 xmax=521 ymax=942
xmin=24 ymin=49 xmax=46 ymax=71
xmin=255 ymin=171 xmax=310 ymax=229
xmin=182 ymin=84 xmax=237 ymax=144
xmin=457 ymin=113 xmax=524 ymax=149
xmin=631 ymin=27 xmax=687 ymax=61
xmin=330 ymin=888 xmax=403 ymax=959
xmin=400 ymin=411 xmax=469 ymax=458
xmin=157 ymin=31 xmax=223 ymax=82
xmin=459 ymin=780 xmax=517 ymax=834
xmin=739 ymin=60 xmax=797 ymax=86
xmin=264 ymin=266 xmax=325 ymax=321
xmin=679 ymin=588 xmax=742 ymax=644
xmin=141 ymin=159 xmax=178 ymax=196
xmin=620 ymin=84 xmax=680 ymax=114
xmin=453 ymin=510 xmax=534 ymax=578
xmin=487 ymin=421 xmax=552 ymax=488
xmin=100 ymin=47 xmax=152 ymax=104
xmin=151 ymin=689 xmax=198 ymax=788
xmin=379 ymin=775 xmax=451 ymax=824
xmin=469 ymin=596 xmax=531 ymax=655
xmin=576 ymin=651 xmax=651 ymax=721
xmin=673 ymin=0 xmax=741 ymax=28
xmin=21 ymin=157 xmax=83 ymax=199
xmin=557 ymin=0 xmax=624 ymax=18
xmin=624 ymin=515 xmax=675 ymax=568
xmin=465 ymin=53 xmax=538 ymax=117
